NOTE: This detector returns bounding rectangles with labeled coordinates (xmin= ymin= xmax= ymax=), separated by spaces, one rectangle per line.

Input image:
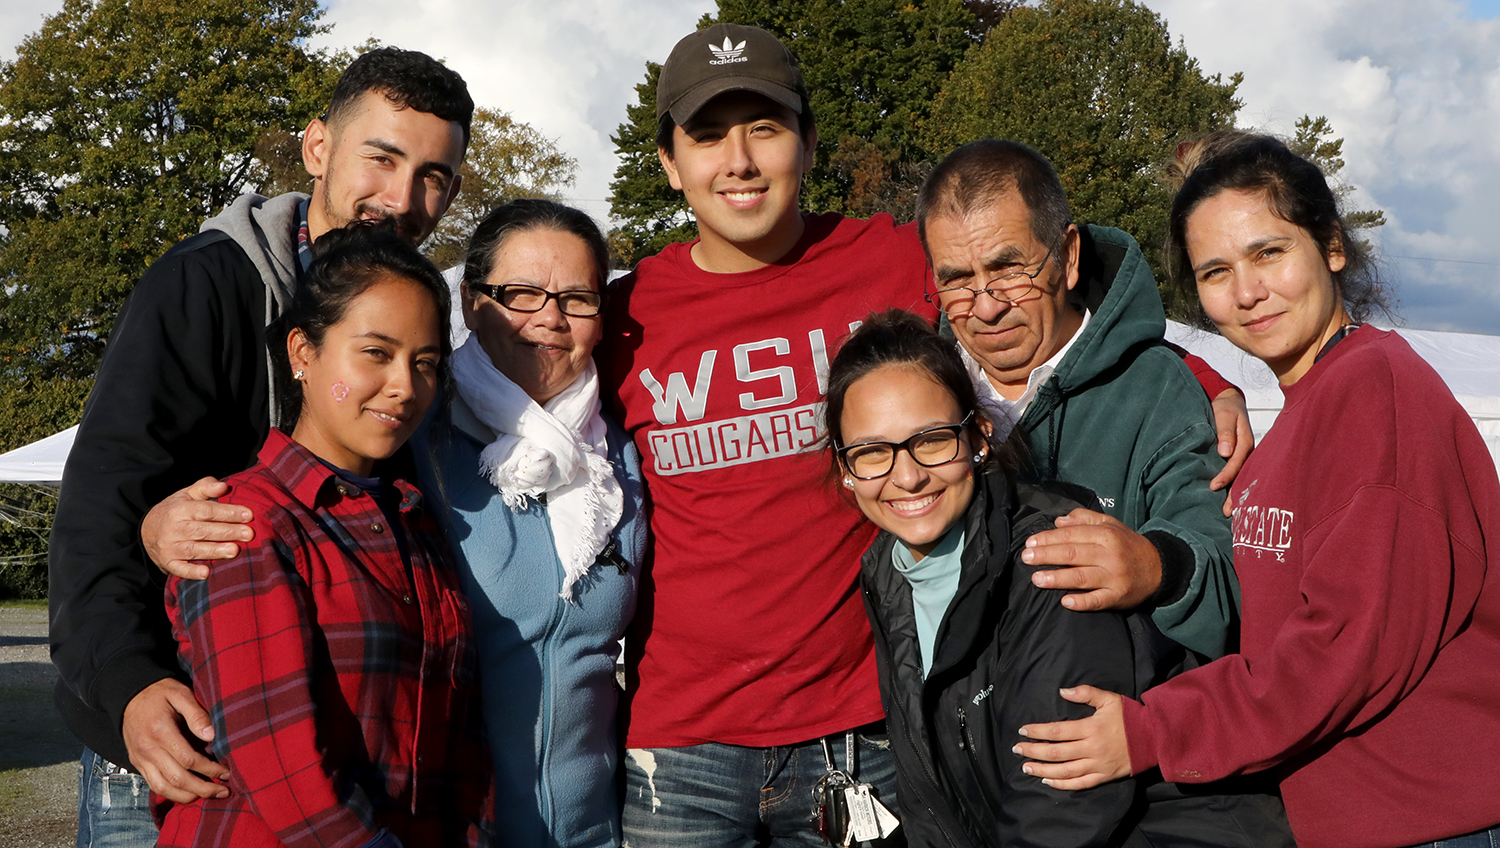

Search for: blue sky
xmin=3 ymin=0 xmax=1500 ymax=335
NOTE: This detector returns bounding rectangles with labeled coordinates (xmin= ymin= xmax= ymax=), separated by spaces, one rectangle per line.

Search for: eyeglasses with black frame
xmin=470 ymin=281 xmax=604 ymax=318
xmin=836 ymin=412 xmax=976 ymax=480
xmin=924 ymin=231 xmax=1067 ymax=318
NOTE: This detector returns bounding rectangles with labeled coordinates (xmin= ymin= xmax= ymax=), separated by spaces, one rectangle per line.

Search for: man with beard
xmin=48 ymin=47 xmax=471 ymax=847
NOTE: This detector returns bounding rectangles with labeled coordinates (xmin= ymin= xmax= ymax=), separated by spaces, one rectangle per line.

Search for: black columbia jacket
xmin=861 ymin=471 xmax=1296 ymax=848
xmin=862 ymin=473 xmax=1141 ymax=847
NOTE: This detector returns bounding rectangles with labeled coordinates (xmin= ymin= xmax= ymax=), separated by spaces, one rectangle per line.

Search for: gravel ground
xmin=0 ymin=605 xmax=79 ymax=848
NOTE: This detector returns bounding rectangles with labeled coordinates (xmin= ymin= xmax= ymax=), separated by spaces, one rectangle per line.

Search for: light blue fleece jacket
xmin=415 ymin=394 xmax=646 ymax=848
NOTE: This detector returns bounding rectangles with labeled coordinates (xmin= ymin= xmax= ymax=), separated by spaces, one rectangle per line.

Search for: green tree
xmin=426 ymin=107 xmax=580 ymax=269
xmin=607 ymin=63 xmax=697 ymax=267
xmin=1289 ymin=114 xmax=1386 ymax=233
xmin=0 ymin=0 xmax=341 ymax=595
xmin=607 ymin=0 xmax=979 ymax=265
xmin=924 ymin=0 xmax=1242 ymax=279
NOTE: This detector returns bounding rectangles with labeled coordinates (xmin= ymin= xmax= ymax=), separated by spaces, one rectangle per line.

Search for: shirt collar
xmin=963 ymin=307 xmax=1091 ymax=439
xmin=256 ymin=428 xmax=422 ymax=512
xmin=295 ymin=198 xmax=313 ymax=273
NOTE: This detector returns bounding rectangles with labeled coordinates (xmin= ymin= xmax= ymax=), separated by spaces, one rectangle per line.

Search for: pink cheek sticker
xmin=331 ymin=382 xmax=350 ymax=402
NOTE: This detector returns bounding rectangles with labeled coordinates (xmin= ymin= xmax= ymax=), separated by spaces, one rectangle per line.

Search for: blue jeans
xmin=1405 ymin=823 xmax=1500 ymax=848
xmin=76 ymin=747 xmax=156 ymax=848
xmin=622 ymin=725 xmax=904 ymax=848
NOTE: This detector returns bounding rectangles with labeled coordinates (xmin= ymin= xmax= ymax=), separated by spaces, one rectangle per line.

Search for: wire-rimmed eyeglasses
xmin=924 ymin=234 xmax=1065 ymax=318
xmin=835 ymin=412 xmax=975 ymax=480
xmin=471 ymin=281 xmax=603 ymax=317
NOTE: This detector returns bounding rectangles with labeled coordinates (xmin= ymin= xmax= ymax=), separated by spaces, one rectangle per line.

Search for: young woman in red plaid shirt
xmin=157 ymin=223 xmax=492 ymax=848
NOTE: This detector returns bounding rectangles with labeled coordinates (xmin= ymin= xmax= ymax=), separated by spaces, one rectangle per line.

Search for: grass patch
xmin=0 ymin=767 xmax=30 ymax=817
xmin=0 ymin=599 xmax=46 ymax=610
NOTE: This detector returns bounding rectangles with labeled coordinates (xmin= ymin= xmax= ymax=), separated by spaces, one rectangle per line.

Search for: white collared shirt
xmin=960 ymin=308 xmax=1091 ymax=440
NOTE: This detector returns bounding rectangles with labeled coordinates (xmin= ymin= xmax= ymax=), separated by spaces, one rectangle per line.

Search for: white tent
xmin=0 ymin=425 xmax=77 ymax=484
xmin=1166 ymin=322 xmax=1500 ymax=469
xmin=3 ymin=325 xmax=1497 ymax=482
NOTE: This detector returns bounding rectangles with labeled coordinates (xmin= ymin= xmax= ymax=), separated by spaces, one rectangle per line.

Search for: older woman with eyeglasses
xmin=416 ymin=199 xmax=646 ymax=848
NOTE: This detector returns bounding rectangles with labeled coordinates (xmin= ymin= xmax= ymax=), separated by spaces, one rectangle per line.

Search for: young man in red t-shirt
xmin=600 ymin=23 xmax=1252 ymax=846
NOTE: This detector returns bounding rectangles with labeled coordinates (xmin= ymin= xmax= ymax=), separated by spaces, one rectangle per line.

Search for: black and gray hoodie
xmin=49 ymin=192 xmax=307 ymax=768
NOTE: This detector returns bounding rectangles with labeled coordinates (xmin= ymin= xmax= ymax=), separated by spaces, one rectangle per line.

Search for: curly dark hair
xmin=324 ymin=47 xmax=475 ymax=147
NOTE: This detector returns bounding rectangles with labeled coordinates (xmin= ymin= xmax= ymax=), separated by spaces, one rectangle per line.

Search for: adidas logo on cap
xmin=709 ymin=36 xmax=749 ymax=65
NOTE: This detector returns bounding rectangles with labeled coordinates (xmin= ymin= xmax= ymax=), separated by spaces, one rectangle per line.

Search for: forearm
xmin=1168 ymin=345 xmax=1238 ymax=401
xmin=1000 ymin=584 xmax=1139 ymax=844
xmin=1138 ymin=419 xmax=1238 ymax=659
xmin=1128 ymin=489 xmax=1462 ymax=781
xmin=49 ymin=465 xmax=182 ymax=721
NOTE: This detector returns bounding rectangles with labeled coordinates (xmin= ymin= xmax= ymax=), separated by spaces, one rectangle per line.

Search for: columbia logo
xmin=708 ymin=37 xmax=749 ymax=65
xmin=972 ymin=684 xmax=994 ymax=705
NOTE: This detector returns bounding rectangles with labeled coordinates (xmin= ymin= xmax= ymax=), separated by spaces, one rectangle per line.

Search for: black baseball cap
xmin=656 ymin=23 xmax=808 ymax=125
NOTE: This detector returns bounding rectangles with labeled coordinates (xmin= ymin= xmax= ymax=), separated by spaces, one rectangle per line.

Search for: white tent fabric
xmin=1166 ymin=322 xmax=1500 ymax=471
xmin=0 ymin=425 xmax=77 ymax=483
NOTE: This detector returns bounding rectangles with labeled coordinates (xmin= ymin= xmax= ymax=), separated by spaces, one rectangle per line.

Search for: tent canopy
xmin=1166 ymin=322 xmax=1500 ymax=468
xmin=0 ymin=426 xmax=76 ymax=483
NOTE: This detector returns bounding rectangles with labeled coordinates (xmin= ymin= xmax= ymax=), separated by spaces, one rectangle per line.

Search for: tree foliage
xmin=426 ymin=107 xmax=579 ymax=269
xmin=1289 ymin=114 xmax=1386 ymax=233
xmin=924 ymin=0 xmax=1241 ymax=277
xmin=606 ymin=63 xmax=697 ymax=267
xmin=0 ymin=0 xmax=341 ymax=451
xmin=0 ymin=0 xmax=342 ymax=596
xmin=608 ymin=0 xmax=980 ymax=266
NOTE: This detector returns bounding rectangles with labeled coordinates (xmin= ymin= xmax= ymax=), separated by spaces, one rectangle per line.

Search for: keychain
xmin=811 ymin=732 xmax=900 ymax=845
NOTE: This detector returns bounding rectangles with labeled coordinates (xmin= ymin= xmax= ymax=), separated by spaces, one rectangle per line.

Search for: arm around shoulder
xmin=1134 ymin=365 xmax=1239 ymax=659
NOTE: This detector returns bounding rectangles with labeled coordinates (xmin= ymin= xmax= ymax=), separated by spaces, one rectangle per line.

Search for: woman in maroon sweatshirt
xmin=1012 ymin=131 xmax=1500 ymax=848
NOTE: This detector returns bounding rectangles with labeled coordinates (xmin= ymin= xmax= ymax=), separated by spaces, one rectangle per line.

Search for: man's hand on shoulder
xmin=1022 ymin=509 xmax=1162 ymax=611
xmin=122 ymin=678 xmax=230 ymax=803
xmin=141 ymin=477 xmax=253 ymax=580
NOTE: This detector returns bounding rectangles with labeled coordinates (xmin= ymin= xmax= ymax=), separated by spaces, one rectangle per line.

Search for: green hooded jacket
xmin=985 ymin=224 xmax=1239 ymax=658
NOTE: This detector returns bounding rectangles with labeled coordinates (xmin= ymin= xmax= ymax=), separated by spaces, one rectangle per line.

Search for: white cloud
xmin=1145 ymin=0 xmax=1500 ymax=332
xmin=5 ymin=0 xmax=1499 ymax=332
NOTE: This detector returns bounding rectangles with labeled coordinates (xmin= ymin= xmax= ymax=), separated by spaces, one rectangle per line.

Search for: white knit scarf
xmin=451 ymin=335 xmax=623 ymax=600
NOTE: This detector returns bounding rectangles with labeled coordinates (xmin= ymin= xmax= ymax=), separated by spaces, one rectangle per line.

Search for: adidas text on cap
xmin=656 ymin=23 xmax=807 ymax=126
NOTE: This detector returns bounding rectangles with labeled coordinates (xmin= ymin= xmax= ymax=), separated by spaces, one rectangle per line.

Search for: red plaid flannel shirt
xmin=158 ymin=429 xmax=492 ymax=848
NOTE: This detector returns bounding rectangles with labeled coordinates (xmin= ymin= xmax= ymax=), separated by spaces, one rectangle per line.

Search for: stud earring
xmin=294 ymin=369 xmax=305 ymax=380
xmin=842 ymin=477 xmax=854 ymax=489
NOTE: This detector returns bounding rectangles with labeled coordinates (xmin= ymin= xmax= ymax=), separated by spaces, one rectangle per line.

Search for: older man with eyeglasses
xmin=918 ymin=139 xmax=1241 ymax=664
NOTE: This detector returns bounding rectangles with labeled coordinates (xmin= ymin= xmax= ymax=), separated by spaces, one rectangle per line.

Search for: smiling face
xmin=289 ymin=275 xmax=443 ymax=477
xmin=303 ymin=89 xmax=466 ymax=245
xmin=925 ymin=193 xmax=1083 ymax=401
xmin=839 ymin=364 xmax=984 ymax=560
xmin=462 ymin=227 xmax=604 ymax=404
xmin=1186 ymin=188 xmax=1348 ymax=386
xmin=658 ymin=90 xmax=816 ymax=273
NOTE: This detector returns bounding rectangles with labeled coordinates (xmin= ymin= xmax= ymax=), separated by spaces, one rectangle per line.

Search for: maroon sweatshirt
xmin=1121 ymin=326 xmax=1500 ymax=848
